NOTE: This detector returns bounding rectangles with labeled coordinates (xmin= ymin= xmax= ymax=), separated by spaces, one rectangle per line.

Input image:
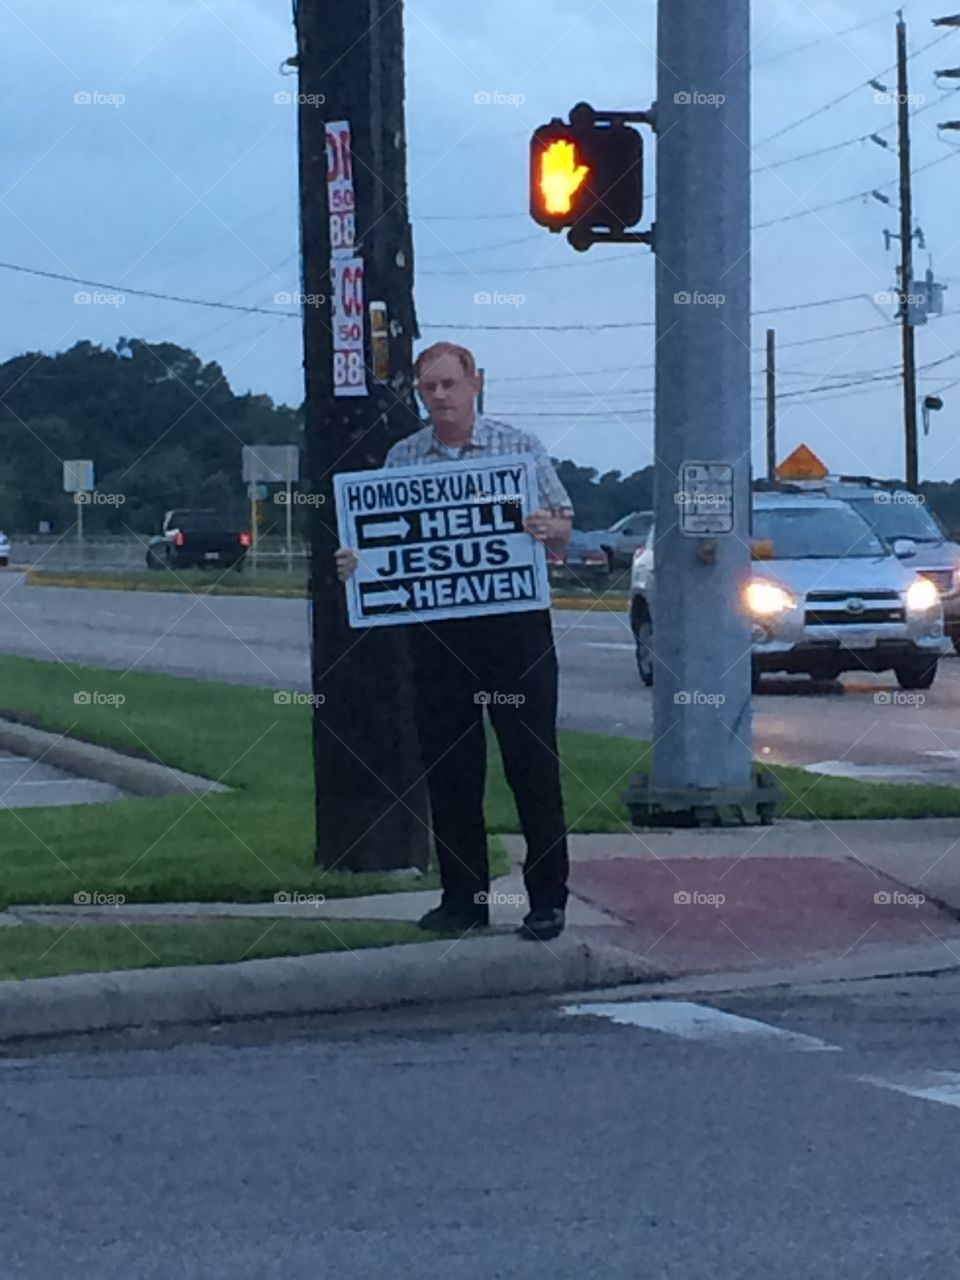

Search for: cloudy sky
xmin=3 ymin=0 xmax=960 ymax=481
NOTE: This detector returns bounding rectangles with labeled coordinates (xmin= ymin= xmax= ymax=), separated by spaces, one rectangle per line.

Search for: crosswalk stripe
xmin=859 ymin=1071 xmax=960 ymax=1109
xmin=562 ymin=1000 xmax=841 ymax=1051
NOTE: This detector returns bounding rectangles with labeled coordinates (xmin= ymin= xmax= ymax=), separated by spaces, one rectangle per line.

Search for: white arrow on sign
xmin=363 ymin=517 xmax=411 ymax=541
xmin=361 ymin=585 xmax=411 ymax=607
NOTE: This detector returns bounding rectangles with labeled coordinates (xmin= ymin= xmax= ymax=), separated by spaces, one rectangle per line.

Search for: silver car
xmin=630 ymin=492 xmax=949 ymax=691
xmin=819 ymin=477 xmax=960 ymax=649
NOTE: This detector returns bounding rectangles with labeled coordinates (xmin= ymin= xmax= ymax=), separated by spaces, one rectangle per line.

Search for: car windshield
xmin=843 ymin=495 xmax=944 ymax=544
xmin=753 ymin=505 xmax=886 ymax=559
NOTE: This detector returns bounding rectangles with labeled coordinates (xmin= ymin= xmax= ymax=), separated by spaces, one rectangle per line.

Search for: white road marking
xmin=804 ymin=760 xmax=932 ymax=781
xmin=860 ymin=1071 xmax=960 ymax=1109
xmin=563 ymin=1000 xmax=840 ymax=1051
xmin=585 ymin=642 xmax=635 ymax=651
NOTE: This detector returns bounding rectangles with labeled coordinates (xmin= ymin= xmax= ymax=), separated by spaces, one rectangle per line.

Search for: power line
xmin=0 ymin=261 xmax=299 ymax=318
xmin=753 ymin=10 xmax=899 ymax=67
xmin=755 ymin=28 xmax=952 ymax=147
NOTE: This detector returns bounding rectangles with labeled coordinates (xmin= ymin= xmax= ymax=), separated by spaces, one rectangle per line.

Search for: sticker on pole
xmin=326 ymin=120 xmax=357 ymax=251
xmin=678 ymin=462 xmax=734 ymax=535
xmin=334 ymin=455 xmax=549 ymax=628
xmin=331 ymin=255 xmax=367 ymax=397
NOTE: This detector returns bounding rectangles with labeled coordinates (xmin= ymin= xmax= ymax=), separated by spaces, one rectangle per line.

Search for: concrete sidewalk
xmin=5 ymin=818 xmax=960 ymax=1047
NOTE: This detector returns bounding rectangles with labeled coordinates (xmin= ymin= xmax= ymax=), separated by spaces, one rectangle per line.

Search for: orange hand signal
xmin=539 ymin=140 xmax=590 ymax=215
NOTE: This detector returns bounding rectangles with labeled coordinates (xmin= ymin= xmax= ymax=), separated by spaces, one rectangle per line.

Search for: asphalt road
xmin=2 ymin=575 xmax=960 ymax=785
xmin=6 ymin=975 xmax=960 ymax=1278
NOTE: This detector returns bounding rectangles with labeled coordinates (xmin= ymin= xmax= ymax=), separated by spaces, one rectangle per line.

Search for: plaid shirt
xmin=384 ymin=416 xmax=574 ymax=516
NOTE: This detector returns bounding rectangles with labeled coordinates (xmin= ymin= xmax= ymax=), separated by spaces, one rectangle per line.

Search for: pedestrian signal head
xmin=530 ymin=114 xmax=643 ymax=233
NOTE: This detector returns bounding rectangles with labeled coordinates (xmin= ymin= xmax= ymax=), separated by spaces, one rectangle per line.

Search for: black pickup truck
xmin=146 ymin=509 xmax=252 ymax=571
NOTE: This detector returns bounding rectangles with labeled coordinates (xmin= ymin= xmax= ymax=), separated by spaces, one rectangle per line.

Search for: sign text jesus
xmin=334 ymin=455 xmax=549 ymax=628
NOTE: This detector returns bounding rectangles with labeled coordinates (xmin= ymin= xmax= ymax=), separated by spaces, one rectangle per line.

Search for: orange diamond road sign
xmin=777 ymin=444 xmax=828 ymax=481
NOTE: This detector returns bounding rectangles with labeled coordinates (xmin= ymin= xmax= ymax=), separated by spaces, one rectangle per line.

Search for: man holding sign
xmin=336 ymin=343 xmax=573 ymax=941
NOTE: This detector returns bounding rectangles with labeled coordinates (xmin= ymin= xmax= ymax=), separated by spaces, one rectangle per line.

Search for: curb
xmin=0 ymin=933 xmax=664 ymax=1046
xmin=0 ymin=717 xmax=228 ymax=799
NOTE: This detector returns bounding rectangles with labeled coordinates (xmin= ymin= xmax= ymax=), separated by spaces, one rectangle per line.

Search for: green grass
xmin=27 ymin=568 xmax=632 ymax=608
xmin=0 ymin=918 xmax=438 ymax=982
xmin=2 ymin=655 xmax=958 ymax=917
xmin=0 ymin=655 xmax=508 ymax=909
xmin=484 ymin=726 xmax=960 ymax=830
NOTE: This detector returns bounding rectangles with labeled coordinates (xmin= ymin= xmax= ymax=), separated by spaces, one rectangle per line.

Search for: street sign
xmin=334 ymin=455 xmax=548 ymax=629
xmin=63 ymin=459 xmax=94 ymax=493
xmin=777 ymin=443 xmax=828 ymax=481
xmin=242 ymin=445 xmax=300 ymax=484
xmin=678 ymin=462 xmax=734 ymax=535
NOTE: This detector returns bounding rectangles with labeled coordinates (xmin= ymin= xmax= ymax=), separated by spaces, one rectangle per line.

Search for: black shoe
xmin=517 ymin=907 xmax=566 ymax=941
xmin=418 ymin=904 xmax=489 ymax=933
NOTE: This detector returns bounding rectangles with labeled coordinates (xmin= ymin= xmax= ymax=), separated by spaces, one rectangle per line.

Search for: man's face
xmin=417 ymin=353 xmax=481 ymax=429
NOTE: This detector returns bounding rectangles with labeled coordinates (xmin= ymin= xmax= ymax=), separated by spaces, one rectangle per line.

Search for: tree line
xmin=1 ymin=340 xmax=958 ymax=539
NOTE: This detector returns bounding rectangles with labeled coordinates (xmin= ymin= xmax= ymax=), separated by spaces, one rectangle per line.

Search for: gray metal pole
xmin=285 ymin=480 xmax=293 ymax=574
xmin=651 ymin=0 xmax=753 ymax=794
xmin=896 ymin=12 xmax=919 ymax=488
xmin=766 ymin=328 xmax=777 ymax=481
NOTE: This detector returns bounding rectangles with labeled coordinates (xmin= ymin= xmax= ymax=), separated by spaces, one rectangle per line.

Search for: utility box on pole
xmin=626 ymin=0 xmax=778 ymax=825
xmin=294 ymin=0 xmax=429 ymax=871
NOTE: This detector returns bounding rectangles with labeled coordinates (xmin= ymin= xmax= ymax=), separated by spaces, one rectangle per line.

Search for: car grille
xmin=918 ymin=569 xmax=954 ymax=594
xmin=804 ymin=590 xmax=904 ymax=627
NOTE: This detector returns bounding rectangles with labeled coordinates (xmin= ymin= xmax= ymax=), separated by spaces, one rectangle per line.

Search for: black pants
xmin=409 ymin=608 xmax=569 ymax=917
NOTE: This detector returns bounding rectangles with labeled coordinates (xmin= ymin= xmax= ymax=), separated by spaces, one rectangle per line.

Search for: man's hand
xmin=335 ymin=547 xmax=359 ymax=581
xmin=524 ymin=510 xmax=572 ymax=552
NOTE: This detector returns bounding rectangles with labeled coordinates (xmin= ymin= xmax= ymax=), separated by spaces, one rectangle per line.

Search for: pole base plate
xmin=623 ymin=768 xmax=783 ymax=829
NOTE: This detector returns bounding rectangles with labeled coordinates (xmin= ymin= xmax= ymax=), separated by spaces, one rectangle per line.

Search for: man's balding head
xmin=415 ymin=342 xmax=482 ymax=439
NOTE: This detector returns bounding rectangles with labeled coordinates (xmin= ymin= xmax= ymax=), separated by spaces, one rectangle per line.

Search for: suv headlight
xmin=744 ymin=580 xmax=796 ymax=617
xmin=906 ymin=578 xmax=939 ymax=613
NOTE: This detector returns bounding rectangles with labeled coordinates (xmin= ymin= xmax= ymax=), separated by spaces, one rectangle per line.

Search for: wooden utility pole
xmin=897 ymin=11 xmax=920 ymax=488
xmin=293 ymin=0 xmax=428 ymax=871
xmin=765 ymin=328 xmax=777 ymax=481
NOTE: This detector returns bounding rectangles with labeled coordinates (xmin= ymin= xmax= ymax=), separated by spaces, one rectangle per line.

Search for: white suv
xmin=630 ymin=492 xmax=949 ymax=690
